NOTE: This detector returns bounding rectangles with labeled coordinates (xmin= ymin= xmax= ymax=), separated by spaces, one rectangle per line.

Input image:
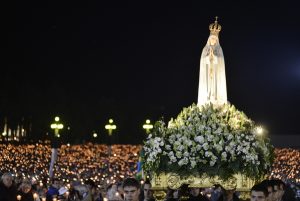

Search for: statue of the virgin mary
xmin=198 ymin=17 xmax=227 ymax=106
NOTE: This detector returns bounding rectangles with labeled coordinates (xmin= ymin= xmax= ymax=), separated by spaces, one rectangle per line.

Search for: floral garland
xmin=142 ymin=103 xmax=274 ymax=180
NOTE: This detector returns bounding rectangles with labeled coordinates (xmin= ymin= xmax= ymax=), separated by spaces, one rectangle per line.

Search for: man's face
xmin=2 ymin=175 xmax=13 ymax=187
xmin=173 ymin=190 xmax=179 ymax=199
xmin=251 ymin=191 xmax=266 ymax=201
xmin=277 ymin=184 xmax=284 ymax=199
xmin=52 ymin=180 xmax=60 ymax=189
xmin=190 ymin=188 xmax=200 ymax=197
xmin=273 ymin=185 xmax=280 ymax=201
xmin=124 ymin=186 xmax=140 ymax=201
xmin=118 ymin=185 xmax=124 ymax=195
xmin=143 ymin=184 xmax=153 ymax=200
xmin=266 ymin=187 xmax=273 ymax=201
xmin=22 ymin=184 xmax=32 ymax=193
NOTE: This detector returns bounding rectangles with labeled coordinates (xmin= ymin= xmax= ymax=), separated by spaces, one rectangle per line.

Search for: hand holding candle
xmin=33 ymin=193 xmax=38 ymax=200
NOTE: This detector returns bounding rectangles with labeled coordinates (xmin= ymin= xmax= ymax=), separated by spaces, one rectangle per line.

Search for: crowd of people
xmin=0 ymin=142 xmax=299 ymax=201
xmin=1 ymin=172 xmax=299 ymax=201
xmin=0 ymin=142 xmax=141 ymax=189
xmin=270 ymin=148 xmax=300 ymax=183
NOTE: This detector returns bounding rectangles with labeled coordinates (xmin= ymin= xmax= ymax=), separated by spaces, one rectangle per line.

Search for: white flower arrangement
xmin=142 ymin=103 xmax=274 ymax=180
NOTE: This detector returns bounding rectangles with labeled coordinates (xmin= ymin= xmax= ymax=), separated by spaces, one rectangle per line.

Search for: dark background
xmin=1 ymin=1 xmax=300 ymax=144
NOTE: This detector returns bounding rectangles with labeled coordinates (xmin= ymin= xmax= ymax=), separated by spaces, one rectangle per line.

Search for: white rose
xmin=207 ymin=135 xmax=213 ymax=142
xmin=178 ymin=159 xmax=184 ymax=166
xmin=168 ymin=151 xmax=174 ymax=157
xmin=203 ymin=143 xmax=209 ymax=150
xmin=209 ymin=160 xmax=216 ymax=166
xmin=183 ymin=152 xmax=189 ymax=157
xmin=170 ymin=156 xmax=177 ymax=162
xmin=194 ymin=136 xmax=205 ymax=144
xmin=191 ymin=160 xmax=197 ymax=168
xmin=221 ymin=152 xmax=227 ymax=161
xmin=176 ymin=152 xmax=182 ymax=158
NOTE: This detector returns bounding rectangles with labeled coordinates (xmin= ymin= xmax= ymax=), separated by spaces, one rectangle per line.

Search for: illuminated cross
xmin=143 ymin=119 xmax=153 ymax=134
xmin=50 ymin=116 xmax=64 ymax=137
xmin=105 ymin=119 xmax=117 ymax=136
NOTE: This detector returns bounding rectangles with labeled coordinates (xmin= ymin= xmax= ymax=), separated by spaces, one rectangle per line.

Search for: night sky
xmin=2 ymin=1 xmax=300 ymax=143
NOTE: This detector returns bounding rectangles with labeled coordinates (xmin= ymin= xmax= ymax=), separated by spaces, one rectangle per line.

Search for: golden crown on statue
xmin=209 ymin=16 xmax=222 ymax=36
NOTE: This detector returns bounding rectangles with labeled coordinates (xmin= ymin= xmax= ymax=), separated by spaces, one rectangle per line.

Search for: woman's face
xmin=209 ymin=35 xmax=218 ymax=45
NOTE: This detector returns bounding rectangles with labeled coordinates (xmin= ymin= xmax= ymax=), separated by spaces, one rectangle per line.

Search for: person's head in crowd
xmin=51 ymin=178 xmax=60 ymax=189
xmin=272 ymin=179 xmax=286 ymax=201
xmin=46 ymin=178 xmax=60 ymax=201
xmin=58 ymin=186 xmax=69 ymax=199
xmin=211 ymin=184 xmax=224 ymax=201
xmin=117 ymin=182 xmax=124 ymax=198
xmin=71 ymin=181 xmax=81 ymax=188
xmin=85 ymin=179 xmax=97 ymax=195
xmin=213 ymin=184 xmax=223 ymax=192
xmin=19 ymin=180 xmax=32 ymax=194
xmin=143 ymin=179 xmax=154 ymax=201
xmin=69 ymin=188 xmax=81 ymax=200
xmin=269 ymin=180 xmax=280 ymax=201
xmin=14 ymin=175 xmax=23 ymax=186
xmin=111 ymin=183 xmax=118 ymax=193
xmin=107 ymin=183 xmax=119 ymax=200
xmin=167 ymin=188 xmax=182 ymax=201
xmin=269 ymin=179 xmax=286 ymax=201
xmin=260 ymin=180 xmax=274 ymax=201
xmin=165 ymin=188 xmax=174 ymax=199
xmin=123 ymin=177 xmax=140 ymax=201
xmin=74 ymin=185 xmax=89 ymax=199
xmin=1 ymin=172 xmax=14 ymax=188
xmin=189 ymin=187 xmax=201 ymax=197
xmin=219 ymin=188 xmax=237 ymax=201
xmin=173 ymin=189 xmax=180 ymax=199
xmin=106 ymin=183 xmax=113 ymax=192
xmin=250 ymin=184 xmax=268 ymax=201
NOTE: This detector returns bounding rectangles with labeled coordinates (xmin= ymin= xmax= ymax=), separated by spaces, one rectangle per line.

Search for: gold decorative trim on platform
xmin=151 ymin=172 xmax=261 ymax=200
xmin=151 ymin=172 xmax=258 ymax=191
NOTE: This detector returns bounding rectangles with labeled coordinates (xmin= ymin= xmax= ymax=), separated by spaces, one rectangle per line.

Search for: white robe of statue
xmin=198 ymin=34 xmax=227 ymax=106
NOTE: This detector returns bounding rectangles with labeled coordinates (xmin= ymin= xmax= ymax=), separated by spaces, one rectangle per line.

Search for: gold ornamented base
xmin=152 ymin=190 xmax=166 ymax=201
xmin=151 ymin=172 xmax=261 ymax=201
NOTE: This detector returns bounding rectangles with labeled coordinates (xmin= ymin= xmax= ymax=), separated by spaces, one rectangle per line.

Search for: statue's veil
xmin=198 ymin=34 xmax=227 ymax=106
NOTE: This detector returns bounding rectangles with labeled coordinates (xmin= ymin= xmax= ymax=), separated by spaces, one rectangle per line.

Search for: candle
xmin=17 ymin=195 xmax=22 ymax=201
xmin=53 ymin=198 xmax=57 ymax=201
xmin=65 ymin=191 xmax=69 ymax=197
xmin=42 ymin=198 xmax=46 ymax=201
xmin=33 ymin=193 xmax=38 ymax=200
